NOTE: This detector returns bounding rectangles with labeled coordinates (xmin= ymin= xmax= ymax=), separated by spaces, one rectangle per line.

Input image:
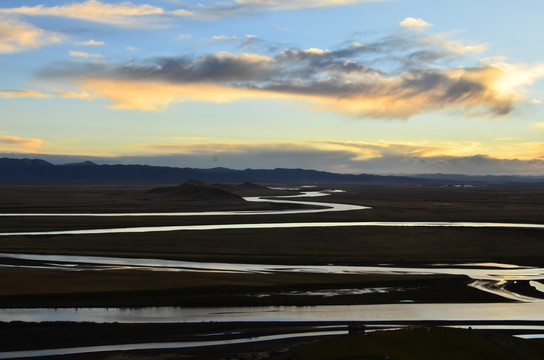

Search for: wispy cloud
xmin=131 ymin=138 xmax=544 ymax=175
xmin=0 ymin=0 xmax=167 ymax=28
xmin=191 ymin=0 xmax=387 ymax=19
xmin=8 ymin=137 xmax=541 ymax=175
xmin=212 ymin=35 xmax=238 ymax=41
xmin=52 ymin=90 xmax=93 ymax=100
xmin=0 ymin=89 xmax=52 ymax=98
xmin=177 ymin=34 xmax=192 ymax=40
xmin=76 ymin=39 xmax=105 ymax=46
xmin=1 ymin=89 xmax=92 ymax=100
xmin=0 ymin=135 xmax=43 ymax=150
xmin=69 ymin=50 xmax=104 ymax=60
xmin=0 ymin=0 xmax=382 ymax=27
xmin=233 ymin=0 xmax=383 ymax=10
xmin=77 ymin=79 xmax=280 ymax=111
xmin=0 ymin=17 xmax=63 ymax=53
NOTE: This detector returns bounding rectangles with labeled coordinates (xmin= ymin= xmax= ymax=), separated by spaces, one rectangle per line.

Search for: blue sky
xmin=1 ymin=0 xmax=543 ymax=175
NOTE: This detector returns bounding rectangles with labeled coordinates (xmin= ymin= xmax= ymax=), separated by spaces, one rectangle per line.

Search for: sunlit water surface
xmin=1 ymin=188 xmax=544 ymax=357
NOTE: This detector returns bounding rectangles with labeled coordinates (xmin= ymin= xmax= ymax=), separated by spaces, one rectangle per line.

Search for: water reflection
xmin=0 ymin=330 xmax=346 ymax=359
xmin=1 ymin=220 xmax=544 ymax=237
xmin=2 ymin=187 xmax=544 ymax=350
xmin=0 ymin=191 xmax=369 ymax=218
xmin=2 ymin=303 xmax=544 ymax=323
xmin=2 ymin=253 xmax=543 ymax=282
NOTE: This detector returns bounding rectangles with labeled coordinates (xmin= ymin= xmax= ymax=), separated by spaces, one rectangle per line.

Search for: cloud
xmin=120 ymin=139 xmax=544 ymax=175
xmin=0 ymin=89 xmax=52 ymax=98
xmin=0 ymin=0 xmax=381 ymax=27
xmin=39 ymin=23 xmax=543 ymax=118
xmin=69 ymin=50 xmax=104 ymax=60
xmin=385 ymin=154 xmax=544 ymax=176
xmin=482 ymin=58 xmax=544 ymax=98
xmin=0 ymin=0 xmax=167 ymax=28
xmin=399 ymin=17 xmax=433 ymax=30
xmin=49 ymin=49 xmax=527 ymax=117
xmin=0 ymin=17 xmax=63 ymax=53
xmin=212 ymin=35 xmax=238 ymax=41
xmin=317 ymin=140 xmax=485 ymax=160
xmin=76 ymin=39 xmax=104 ymax=46
xmin=77 ymin=78 xmax=284 ymax=111
xmin=169 ymin=9 xmax=194 ymax=17
xmin=234 ymin=0 xmax=381 ymax=10
xmin=0 ymin=135 xmax=43 ymax=150
xmin=0 ymin=89 xmax=92 ymax=101
xmin=52 ymin=90 xmax=93 ymax=100
xmin=193 ymin=0 xmax=386 ymax=18
xmin=6 ymin=138 xmax=542 ymax=175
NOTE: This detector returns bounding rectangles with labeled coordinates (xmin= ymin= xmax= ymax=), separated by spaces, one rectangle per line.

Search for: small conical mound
xmin=146 ymin=180 xmax=243 ymax=200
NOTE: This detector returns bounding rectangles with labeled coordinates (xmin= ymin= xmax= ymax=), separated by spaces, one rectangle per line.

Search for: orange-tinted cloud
xmin=0 ymin=89 xmax=52 ymax=98
xmin=0 ymin=135 xmax=43 ymax=150
xmin=0 ymin=0 xmax=167 ymax=27
xmin=139 ymin=138 xmax=485 ymax=159
xmin=533 ymin=122 xmax=544 ymax=130
xmin=132 ymin=138 xmax=544 ymax=175
xmin=79 ymin=79 xmax=285 ymax=111
xmin=72 ymin=62 xmax=522 ymax=118
xmin=0 ymin=89 xmax=92 ymax=100
xmin=52 ymin=90 xmax=93 ymax=100
xmin=1 ymin=0 xmax=382 ymax=26
xmin=0 ymin=17 xmax=63 ymax=53
xmin=41 ymin=26 xmax=544 ymax=118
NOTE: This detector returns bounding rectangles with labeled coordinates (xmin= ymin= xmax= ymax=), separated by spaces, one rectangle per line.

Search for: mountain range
xmin=0 ymin=158 xmax=542 ymax=184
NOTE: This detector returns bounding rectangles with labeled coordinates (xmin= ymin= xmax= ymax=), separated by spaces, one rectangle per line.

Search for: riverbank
xmin=0 ymin=265 xmax=507 ymax=308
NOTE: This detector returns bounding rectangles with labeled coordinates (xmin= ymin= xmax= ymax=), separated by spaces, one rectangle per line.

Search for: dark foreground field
xmin=0 ymin=182 xmax=543 ymax=359
xmin=1 ymin=323 xmax=543 ymax=360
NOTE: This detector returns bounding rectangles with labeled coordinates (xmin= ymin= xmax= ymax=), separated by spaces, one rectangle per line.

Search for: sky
xmin=1 ymin=0 xmax=544 ymax=175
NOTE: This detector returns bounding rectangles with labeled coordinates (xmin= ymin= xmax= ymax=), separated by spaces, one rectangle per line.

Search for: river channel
xmin=1 ymin=188 xmax=544 ymax=357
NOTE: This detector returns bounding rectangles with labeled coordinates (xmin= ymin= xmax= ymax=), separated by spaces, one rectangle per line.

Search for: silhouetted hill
xmin=147 ymin=180 xmax=243 ymax=201
xmin=235 ymin=182 xmax=269 ymax=190
xmin=0 ymin=157 xmax=542 ymax=184
xmin=61 ymin=161 xmax=98 ymax=167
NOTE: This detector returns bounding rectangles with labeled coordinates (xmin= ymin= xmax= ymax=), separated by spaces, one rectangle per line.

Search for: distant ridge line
xmin=0 ymin=158 xmax=542 ymax=184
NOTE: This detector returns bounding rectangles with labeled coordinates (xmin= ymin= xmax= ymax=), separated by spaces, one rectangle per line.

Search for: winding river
xmin=1 ymin=188 xmax=544 ymax=357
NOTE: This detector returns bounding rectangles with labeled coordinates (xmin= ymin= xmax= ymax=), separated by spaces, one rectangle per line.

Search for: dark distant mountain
xmin=0 ymin=157 xmax=542 ymax=184
xmin=0 ymin=158 xmax=54 ymax=168
xmin=61 ymin=161 xmax=98 ymax=167
xmin=147 ymin=179 xmax=243 ymax=201
xmin=234 ymin=182 xmax=269 ymax=190
xmin=412 ymin=173 xmax=544 ymax=184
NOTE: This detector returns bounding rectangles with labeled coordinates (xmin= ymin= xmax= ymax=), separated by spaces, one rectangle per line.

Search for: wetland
xmin=0 ymin=181 xmax=543 ymax=359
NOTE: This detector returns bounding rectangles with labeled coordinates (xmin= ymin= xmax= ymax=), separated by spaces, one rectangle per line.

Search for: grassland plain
xmin=271 ymin=327 xmax=544 ymax=360
xmin=0 ymin=182 xmax=543 ymax=359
